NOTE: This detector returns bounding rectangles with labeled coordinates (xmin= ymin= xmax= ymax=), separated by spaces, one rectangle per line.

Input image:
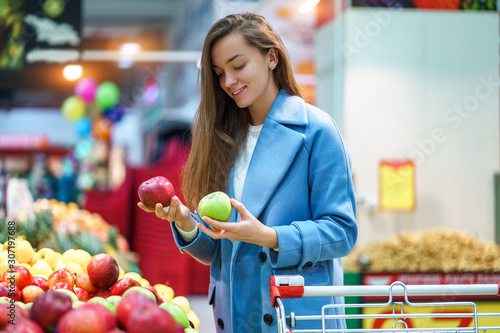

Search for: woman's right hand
xmin=137 ymin=195 xmax=197 ymax=232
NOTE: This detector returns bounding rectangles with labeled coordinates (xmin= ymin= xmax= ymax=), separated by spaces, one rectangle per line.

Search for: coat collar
xmin=266 ymin=90 xmax=308 ymax=127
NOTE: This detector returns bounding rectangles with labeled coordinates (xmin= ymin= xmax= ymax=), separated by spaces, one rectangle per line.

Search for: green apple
xmin=24 ymin=302 xmax=33 ymax=309
xmin=159 ymin=302 xmax=190 ymax=328
xmin=73 ymin=301 xmax=85 ymax=308
xmin=122 ymin=286 xmax=156 ymax=303
xmin=106 ymin=295 xmax=121 ymax=310
xmin=198 ymin=191 xmax=232 ymax=222
xmin=54 ymin=289 xmax=79 ymax=304
xmin=14 ymin=301 xmax=27 ymax=310
xmin=0 ymin=297 xmax=10 ymax=304
xmin=88 ymin=296 xmax=115 ymax=314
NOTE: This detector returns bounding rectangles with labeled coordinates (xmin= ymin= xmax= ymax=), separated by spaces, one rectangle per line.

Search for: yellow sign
xmin=379 ymin=160 xmax=415 ymax=211
xmin=362 ymin=302 xmax=500 ymax=330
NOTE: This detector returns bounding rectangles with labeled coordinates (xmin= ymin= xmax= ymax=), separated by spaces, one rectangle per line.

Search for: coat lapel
xmin=230 ymin=91 xmax=308 ymax=257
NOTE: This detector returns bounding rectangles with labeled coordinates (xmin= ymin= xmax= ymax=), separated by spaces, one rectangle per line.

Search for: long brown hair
xmin=181 ymin=11 xmax=303 ymax=210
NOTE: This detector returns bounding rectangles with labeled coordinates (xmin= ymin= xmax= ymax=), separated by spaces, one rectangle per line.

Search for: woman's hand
xmin=137 ymin=196 xmax=197 ymax=232
xmin=197 ymin=198 xmax=278 ymax=249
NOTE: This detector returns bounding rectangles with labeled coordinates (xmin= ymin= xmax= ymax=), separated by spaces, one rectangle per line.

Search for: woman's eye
xmin=235 ymin=64 xmax=245 ymax=70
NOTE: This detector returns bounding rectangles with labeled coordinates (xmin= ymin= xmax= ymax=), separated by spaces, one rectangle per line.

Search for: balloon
xmin=95 ymin=81 xmax=120 ymax=110
xmin=103 ymin=106 xmax=124 ymax=123
xmin=92 ymin=117 xmax=113 ymax=142
xmin=74 ymin=77 xmax=99 ymax=103
xmin=74 ymin=117 xmax=92 ymax=138
xmin=74 ymin=139 xmax=94 ymax=160
xmin=62 ymin=96 xmax=86 ymax=122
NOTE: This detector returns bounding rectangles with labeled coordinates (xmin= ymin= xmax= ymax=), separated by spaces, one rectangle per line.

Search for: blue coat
xmin=172 ymin=90 xmax=358 ymax=332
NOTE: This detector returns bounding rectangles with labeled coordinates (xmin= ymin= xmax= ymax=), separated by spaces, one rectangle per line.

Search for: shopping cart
xmin=270 ymin=275 xmax=500 ymax=333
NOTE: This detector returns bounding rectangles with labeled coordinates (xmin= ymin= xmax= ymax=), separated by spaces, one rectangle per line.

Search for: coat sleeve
xmin=269 ymin=111 xmax=358 ymax=271
xmin=170 ymin=213 xmax=218 ymax=265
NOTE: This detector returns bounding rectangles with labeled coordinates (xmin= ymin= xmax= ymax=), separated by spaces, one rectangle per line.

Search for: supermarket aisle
xmin=188 ymin=295 xmax=216 ymax=333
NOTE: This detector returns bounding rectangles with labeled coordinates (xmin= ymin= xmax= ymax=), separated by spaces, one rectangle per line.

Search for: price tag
xmin=379 ymin=160 xmax=415 ymax=212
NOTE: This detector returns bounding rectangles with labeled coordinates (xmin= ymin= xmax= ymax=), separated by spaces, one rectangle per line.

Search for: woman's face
xmin=211 ymin=33 xmax=278 ymax=122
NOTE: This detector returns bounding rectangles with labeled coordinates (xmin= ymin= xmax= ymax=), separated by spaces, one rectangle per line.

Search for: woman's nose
xmin=224 ymin=72 xmax=237 ymax=88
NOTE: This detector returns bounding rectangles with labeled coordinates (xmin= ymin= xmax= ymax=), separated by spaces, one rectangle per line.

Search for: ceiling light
xmin=298 ymin=0 xmax=320 ymax=13
xmin=120 ymin=43 xmax=141 ymax=56
xmin=63 ymin=64 xmax=83 ymax=81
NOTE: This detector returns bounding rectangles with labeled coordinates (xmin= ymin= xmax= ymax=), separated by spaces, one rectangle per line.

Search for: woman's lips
xmin=231 ymin=87 xmax=245 ymax=98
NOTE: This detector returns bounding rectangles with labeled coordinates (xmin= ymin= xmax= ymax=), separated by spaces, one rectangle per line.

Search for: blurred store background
xmin=0 ymin=0 xmax=499 ymax=331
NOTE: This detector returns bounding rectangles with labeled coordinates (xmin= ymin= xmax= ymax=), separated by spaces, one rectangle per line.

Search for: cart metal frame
xmin=270 ymin=275 xmax=500 ymax=333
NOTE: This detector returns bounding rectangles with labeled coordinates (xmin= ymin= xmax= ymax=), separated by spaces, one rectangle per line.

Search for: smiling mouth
xmin=232 ymin=87 xmax=245 ymax=96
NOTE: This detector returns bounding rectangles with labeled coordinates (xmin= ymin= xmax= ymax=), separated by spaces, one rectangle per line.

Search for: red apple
xmin=2 ymin=266 xmax=33 ymax=291
xmin=0 ymin=303 xmax=11 ymax=330
xmin=78 ymin=303 xmax=116 ymax=331
xmin=138 ymin=176 xmax=175 ymax=209
xmin=47 ymin=269 xmax=75 ymax=289
xmin=21 ymin=285 xmax=45 ymax=303
xmin=0 ymin=302 xmax=25 ymax=329
xmin=32 ymin=276 xmax=48 ymax=291
xmin=74 ymin=287 xmax=91 ymax=302
xmin=5 ymin=318 xmax=44 ymax=333
xmin=115 ymin=290 xmax=155 ymax=329
xmin=110 ymin=277 xmax=141 ymax=296
xmin=0 ymin=283 xmax=9 ymax=298
xmin=145 ymin=286 xmax=163 ymax=304
xmin=87 ymin=254 xmax=119 ymax=290
xmin=13 ymin=302 xmax=30 ymax=318
xmin=1 ymin=282 xmax=21 ymax=301
xmin=95 ymin=289 xmax=112 ymax=299
xmin=29 ymin=291 xmax=73 ymax=331
xmin=49 ymin=282 xmax=75 ymax=293
xmin=75 ymin=273 xmax=98 ymax=295
xmin=58 ymin=304 xmax=111 ymax=333
xmin=126 ymin=302 xmax=177 ymax=333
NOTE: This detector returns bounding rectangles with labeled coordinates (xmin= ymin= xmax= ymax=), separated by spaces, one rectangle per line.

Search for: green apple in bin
xmin=198 ymin=191 xmax=232 ymax=222
xmin=159 ymin=302 xmax=190 ymax=328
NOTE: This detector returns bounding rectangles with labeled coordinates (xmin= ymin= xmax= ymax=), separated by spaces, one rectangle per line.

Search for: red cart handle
xmin=270 ymin=275 xmax=305 ymax=306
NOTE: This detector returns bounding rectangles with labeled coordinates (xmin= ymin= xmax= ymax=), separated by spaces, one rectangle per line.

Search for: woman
xmin=139 ymin=12 xmax=357 ymax=332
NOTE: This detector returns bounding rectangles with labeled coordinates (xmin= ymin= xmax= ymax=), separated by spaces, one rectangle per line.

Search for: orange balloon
xmin=92 ymin=117 xmax=113 ymax=142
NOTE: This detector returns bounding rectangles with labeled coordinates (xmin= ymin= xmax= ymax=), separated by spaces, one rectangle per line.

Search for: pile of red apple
xmin=0 ymin=253 xmax=198 ymax=333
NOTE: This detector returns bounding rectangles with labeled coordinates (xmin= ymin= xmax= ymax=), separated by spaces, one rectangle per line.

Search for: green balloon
xmin=62 ymin=96 xmax=86 ymax=122
xmin=95 ymin=81 xmax=120 ymax=110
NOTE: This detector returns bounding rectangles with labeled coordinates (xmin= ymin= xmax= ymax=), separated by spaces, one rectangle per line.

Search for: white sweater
xmin=232 ymin=124 xmax=263 ymax=202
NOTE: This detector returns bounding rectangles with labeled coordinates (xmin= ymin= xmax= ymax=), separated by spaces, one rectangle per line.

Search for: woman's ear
xmin=268 ymin=48 xmax=278 ymax=70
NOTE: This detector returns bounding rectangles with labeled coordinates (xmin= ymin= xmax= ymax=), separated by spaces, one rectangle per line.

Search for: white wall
xmin=317 ymin=9 xmax=499 ymax=246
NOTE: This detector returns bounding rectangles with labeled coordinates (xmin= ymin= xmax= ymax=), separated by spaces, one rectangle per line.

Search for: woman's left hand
xmin=198 ymin=198 xmax=279 ymax=249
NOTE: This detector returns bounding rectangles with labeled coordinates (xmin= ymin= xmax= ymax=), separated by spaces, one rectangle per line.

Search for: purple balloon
xmin=74 ymin=77 xmax=99 ymax=103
